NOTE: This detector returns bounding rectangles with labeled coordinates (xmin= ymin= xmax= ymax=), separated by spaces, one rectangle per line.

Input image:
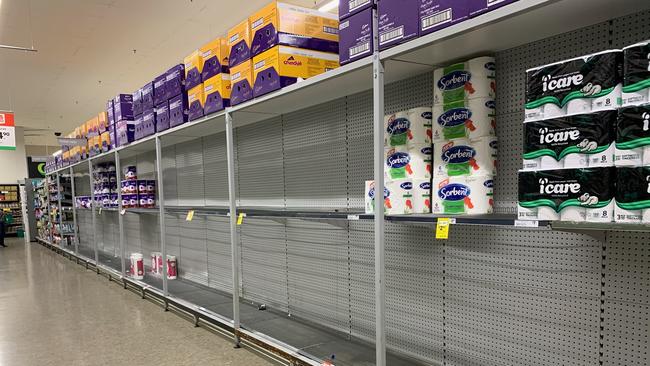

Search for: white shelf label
xmin=347 ymin=214 xmax=360 ymax=221
xmin=515 ymin=220 xmax=539 ymax=228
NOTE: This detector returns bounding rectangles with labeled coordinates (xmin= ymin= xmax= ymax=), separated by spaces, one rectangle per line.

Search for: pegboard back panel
xmin=206 ymin=215 xmax=232 ymax=292
xmin=161 ymin=146 xmax=179 ymax=206
xmin=175 ymin=140 xmax=206 ymax=207
xmin=283 ymin=100 xmax=349 ymax=209
xmin=202 ymin=133 xmax=229 ymax=207
xmin=286 ymin=219 xmax=349 ymax=333
xmin=611 ymin=9 xmax=650 ymax=48
xmin=177 ymin=216 xmax=208 ymax=287
xmin=346 ymin=91 xmax=374 ymax=209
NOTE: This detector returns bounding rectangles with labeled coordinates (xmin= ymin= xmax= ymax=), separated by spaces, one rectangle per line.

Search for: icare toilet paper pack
xmin=622 ymin=40 xmax=650 ymax=106
xmin=431 ymin=175 xmax=493 ymax=215
xmin=385 ymin=145 xmax=432 ymax=180
xmin=518 ymin=167 xmax=615 ymax=222
xmin=365 ymin=180 xmax=414 ymax=215
xmin=433 ymin=136 xmax=497 ymax=177
xmin=615 ymin=166 xmax=650 ymax=223
xmin=384 ymin=107 xmax=432 ymax=147
xmin=433 ymin=56 xmax=496 ymax=105
xmin=525 ymin=50 xmax=623 ymax=121
xmin=615 ymin=105 xmax=650 ymax=167
xmin=523 ymin=110 xmax=616 ymax=170
xmin=432 ymin=98 xmax=496 ymax=141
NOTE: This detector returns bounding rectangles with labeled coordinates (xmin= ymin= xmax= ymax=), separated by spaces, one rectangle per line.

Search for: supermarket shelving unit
xmin=0 ymin=184 xmax=23 ymax=236
xmin=45 ymin=1 xmax=650 ymax=365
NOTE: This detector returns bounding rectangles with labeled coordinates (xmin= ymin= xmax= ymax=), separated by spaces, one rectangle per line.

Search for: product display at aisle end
xmin=0 ymin=184 xmax=24 ymax=237
xmin=519 ymin=39 xmax=650 ymax=224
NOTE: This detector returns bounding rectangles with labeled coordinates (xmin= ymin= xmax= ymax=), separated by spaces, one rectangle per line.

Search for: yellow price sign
xmin=237 ymin=213 xmax=245 ymax=225
xmin=186 ymin=210 xmax=195 ymax=222
xmin=436 ymin=218 xmax=452 ymax=240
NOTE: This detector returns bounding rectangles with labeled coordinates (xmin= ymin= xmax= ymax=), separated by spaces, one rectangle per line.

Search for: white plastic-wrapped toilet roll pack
xmin=523 ymin=110 xmax=616 ymax=170
xmin=384 ymin=107 xmax=432 ymax=148
xmin=364 ymin=180 xmax=414 ymax=215
xmin=385 ymin=145 xmax=432 ymax=180
xmin=615 ymin=166 xmax=650 ymax=223
xmin=615 ymin=105 xmax=650 ymax=167
xmin=525 ymin=50 xmax=622 ymax=121
xmin=412 ymin=179 xmax=432 ymax=214
xmin=433 ymin=56 xmax=496 ymax=105
xmin=622 ymin=40 xmax=650 ymax=107
xmin=431 ymin=175 xmax=493 ymax=215
xmin=130 ymin=253 xmax=144 ymax=280
xmin=433 ymin=136 xmax=497 ymax=177
xmin=518 ymin=168 xmax=615 ymax=222
xmin=432 ymin=98 xmax=496 ymax=142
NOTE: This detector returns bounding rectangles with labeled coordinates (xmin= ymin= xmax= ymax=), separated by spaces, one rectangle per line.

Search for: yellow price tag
xmin=436 ymin=218 xmax=451 ymax=239
xmin=186 ymin=210 xmax=195 ymax=221
xmin=237 ymin=213 xmax=245 ymax=225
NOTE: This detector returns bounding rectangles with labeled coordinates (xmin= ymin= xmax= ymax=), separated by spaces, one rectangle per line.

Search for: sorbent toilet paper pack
xmin=517 ymin=167 xmax=615 ymax=222
xmin=412 ymin=179 xmax=432 ymax=214
xmin=431 ymin=175 xmax=493 ymax=215
xmin=407 ymin=107 xmax=432 ymax=146
xmin=364 ymin=180 xmax=413 ymax=215
xmin=525 ymin=50 xmax=623 ymax=121
xmin=385 ymin=145 xmax=432 ymax=180
xmin=622 ymin=40 xmax=650 ymax=107
xmin=433 ymin=136 xmax=497 ymax=177
xmin=434 ymin=56 xmax=496 ymax=105
xmin=385 ymin=108 xmax=432 ymax=148
xmin=615 ymin=166 xmax=650 ymax=223
xmin=523 ymin=110 xmax=617 ymax=170
xmin=432 ymin=98 xmax=496 ymax=142
xmin=615 ymin=105 xmax=650 ymax=167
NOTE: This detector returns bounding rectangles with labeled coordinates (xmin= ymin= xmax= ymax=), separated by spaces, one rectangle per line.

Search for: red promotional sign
xmin=0 ymin=112 xmax=15 ymax=127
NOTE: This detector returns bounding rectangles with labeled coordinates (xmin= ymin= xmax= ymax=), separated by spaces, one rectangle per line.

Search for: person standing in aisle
xmin=0 ymin=208 xmax=6 ymax=247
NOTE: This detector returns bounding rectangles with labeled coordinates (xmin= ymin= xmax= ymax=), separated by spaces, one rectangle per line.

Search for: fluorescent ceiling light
xmin=318 ymin=0 xmax=338 ymax=12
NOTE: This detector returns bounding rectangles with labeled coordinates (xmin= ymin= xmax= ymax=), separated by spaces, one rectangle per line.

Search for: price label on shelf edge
xmin=186 ymin=210 xmax=195 ymax=222
xmin=436 ymin=218 xmax=452 ymax=240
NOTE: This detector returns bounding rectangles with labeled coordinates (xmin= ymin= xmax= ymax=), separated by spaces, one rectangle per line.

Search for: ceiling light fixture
xmin=317 ymin=0 xmax=338 ymax=13
xmin=0 ymin=44 xmax=37 ymax=52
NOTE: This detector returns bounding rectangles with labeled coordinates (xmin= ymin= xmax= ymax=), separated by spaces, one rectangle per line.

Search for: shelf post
xmin=155 ymin=136 xmax=168 ymax=297
xmin=56 ymin=172 xmax=63 ymax=246
xmin=115 ymin=151 xmax=126 ymax=278
xmin=225 ymin=110 xmax=241 ymax=346
xmin=89 ymin=160 xmax=98 ymax=264
xmin=70 ymin=167 xmax=79 ymax=255
xmin=372 ymin=5 xmax=386 ymax=366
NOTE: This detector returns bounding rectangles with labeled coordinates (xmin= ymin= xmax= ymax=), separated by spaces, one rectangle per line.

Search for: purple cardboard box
xmin=155 ymin=102 xmax=170 ymax=132
xmin=201 ymin=50 xmax=229 ymax=83
xmin=339 ymin=8 xmax=373 ymax=65
xmin=113 ymin=94 xmax=134 ymax=121
xmin=133 ymin=115 xmax=144 ymax=141
xmin=250 ymin=23 xmax=339 ymax=58
xmin=204 ymin=76 xmax=230 ymax=115
xmin=229 ymin=35 xmax=251 ymax=69
xmin=339 ymin=0 xmax=375 ymax=20
xmin=468 ymin=0 xmax=517 ymax=17
xmin=153 ymin=74 xmax=167 ymax=107
xmin=116 ymin=120 xmax=135 ymax=147
xmin=108 ymin=124 xmax=116 ymax=149
xmin=106 ymin=100 xmax=115 ymax=125
xmin=165 ymin=64 xmax=185 ymax=100
xmin=169 ymin=93 xmax=188 ymax=128
xmin=378 ymin=0 xmax=419 ymax=50
xmin=419 ymin=0 xmax=470 ymax=36
xmin=132 ymin=88 xmax=143 ymax=117
xmin=142 ymin=108 xmax=156 ymax=138
xmin=142 ymin=82 xmax=154 ymax=109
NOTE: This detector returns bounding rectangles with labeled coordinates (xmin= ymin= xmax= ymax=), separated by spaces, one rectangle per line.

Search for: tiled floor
xmin=0 ymin=238 xmax=275 ymax=366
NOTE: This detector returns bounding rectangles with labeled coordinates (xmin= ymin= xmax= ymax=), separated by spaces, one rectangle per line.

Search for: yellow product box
xmin=203 ymin=74 xmax=232 ymax=114
xmin=97 ymin=111 xmax=109 ymax=133
xmin=81 ymin=141 xmax=87 ymax=159
xmin=184 ymin=50 xmax=203 ymax=90
xmin=79 ymin=122 xmax=88 ymax=138
xmin=200 ymin=37 xmax=229 ymax=81
xmin=227 ymin=19 xmax=251 ymax=68
xmin=252 ymin=45 xmax=339 ymax=97
xmin=62 ymin=150 xmax=70 ymax=164
xmin=74 ymin=127 xmax=81 ymax=139
xmin=187 ymin=84 xmax=205 ymax=122
xmin=249 ymin=1 xmax=339 ymax=57
xmin=90 ymin=135 xmax=101 ymax=156
xmin=230 ymin=60 xmax=253 ymax=106
xmin=70 ymin=146 xmax=80 ymax=162
xmin=100 ymin=131 xmax=111 ymax=152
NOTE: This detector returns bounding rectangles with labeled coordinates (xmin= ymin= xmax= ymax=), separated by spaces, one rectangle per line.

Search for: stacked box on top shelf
xmin=114 ymin=94 xmax=135 ymax=147
xmin=199 ymin=37 xmax=231 ymax=116
xmin=430 ymin=56 xmax=497 ymax=216
xmin=338 ymin=7 xmax=373 ymax=65
xmin=378 ymin=0 xmax=419 ymax=50
xmin=228 ymin=19 xmax=253 ymax=106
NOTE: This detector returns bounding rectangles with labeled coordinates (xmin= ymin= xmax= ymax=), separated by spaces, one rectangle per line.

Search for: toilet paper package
xmin=432 ymin=98 xmax=495 ymax=141
xmin=365 ymin=180 xmax=388 ymax=214
xmin=412 ymin=179 xmax=432 ymax=214
xmin=384 ymin=107 xmax=432 ymax=147
xmin=518 ymin=167 xmax=615 ymax=222
xmin=365 ymin=179 xmax=414 ymax=215
xmin=525 ymin=50 xmax=623 ymax=121
xmin=431 ymin=175 xmax=493 ymax=215
xmin=433 ymin=57 xmax=496 ymax=105
xmin=615 ymin=105 xmax=650 ymax=167
xmin=385 ymin=145 xmax=432 ymax=180
xmin=523 ymin=110 xmax=616 ymax=170
xmin=622 ymin=40 xmax=650 ymax=106
xmin=433 ymin=136 xmax=497 ymax=177
xmin=615 ymin=166 xmax=650 ymax=223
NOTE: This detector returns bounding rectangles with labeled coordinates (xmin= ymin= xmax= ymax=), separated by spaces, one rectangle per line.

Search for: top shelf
xmin=48 ymin=0 xmax=649 ymax=175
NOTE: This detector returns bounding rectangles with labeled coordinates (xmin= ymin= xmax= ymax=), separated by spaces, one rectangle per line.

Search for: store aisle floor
xmin=0 ymin=239 xmax=275 ymax=366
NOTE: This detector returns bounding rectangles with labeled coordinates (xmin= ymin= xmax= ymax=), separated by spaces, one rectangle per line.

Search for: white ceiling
xmin=0 ymin=0 xmax=324 ymax=146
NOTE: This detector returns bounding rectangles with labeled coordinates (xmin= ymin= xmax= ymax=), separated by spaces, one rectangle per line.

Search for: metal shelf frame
xmin=47 ymin=2 xmax=650 ymax=366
